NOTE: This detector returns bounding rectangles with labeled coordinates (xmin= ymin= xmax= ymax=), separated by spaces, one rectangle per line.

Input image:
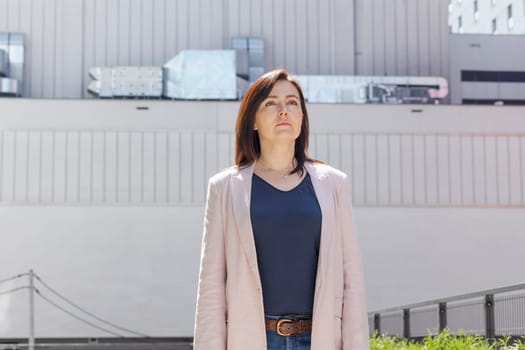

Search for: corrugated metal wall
xmin=355 ymin=0 xmax=449 ymax=78
xmin=0 ymin=0 xmax=449 ymax=99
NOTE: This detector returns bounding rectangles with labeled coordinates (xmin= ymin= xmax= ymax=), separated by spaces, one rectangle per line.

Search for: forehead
xmin=267 ymin=80 xmax=300 ymax=97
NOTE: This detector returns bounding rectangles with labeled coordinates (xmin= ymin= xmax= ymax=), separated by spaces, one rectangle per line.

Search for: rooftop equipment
xmin=0 ymin=32 xmax=24 ymax=97
xmin=295 ymin=75 xmax=448 ymax=104
xmin=232 ymin=36 xmax=265 ymax=83
xmin=88 ymin=66 xmax=163 ymax=98
xmin=163 ymin=50 xmax=237 ymax=100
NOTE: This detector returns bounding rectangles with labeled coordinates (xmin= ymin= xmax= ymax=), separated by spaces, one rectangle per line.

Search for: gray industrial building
xmin=0 ymin=0 xmax=450 ymax=99
xmin=2 ymin=0 xmax=525 ymax=105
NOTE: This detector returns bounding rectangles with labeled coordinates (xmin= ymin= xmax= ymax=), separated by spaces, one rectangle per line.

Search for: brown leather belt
xmin=265 ymin=318 xmax=312 ymax=336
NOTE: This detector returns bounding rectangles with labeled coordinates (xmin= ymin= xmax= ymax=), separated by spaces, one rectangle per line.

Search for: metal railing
xmin=1 ymin=128 xmax=524 ymax=207
xmin=368 ymin=283 xmax=525 ymax=338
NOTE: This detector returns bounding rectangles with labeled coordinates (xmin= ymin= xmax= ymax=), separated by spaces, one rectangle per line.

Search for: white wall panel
xmin=306 ymin=0 xmax=320 ymax=73
xmin=295 ymin=0 xmax=308 ymax=73
xmin=0 ymin=0 xmax=7 ymax=31
xmin=318 ymin=0 xmax=331 ymax=74
xmin=271 ymin=0 xmax=284 ymax=69
xmin=141 ymin=0 xmax=154 ymax=65
xmin=116 ymin=0 xmax=130 ymax=65
xmin=384 ymin=0 xmax=396 ymax=75
xmin=395 ymin=0 xmax=408 ymax=75
xmin=284 ymin=0 xmax=297 ymax=71
xmin=417 ymin=0 xmax=431 ymax=76
xmin=406 ymin=0 xmax=419 ymax=76
xmin=372 ymin=0 xmax=385 ymax=75
xmin=333 ymin=0 xmax=355 ymax=75
xmin=355 ymin=0 xmax=373 ymax=74
xmin=187 ymin=0 xmax=201 ymax=49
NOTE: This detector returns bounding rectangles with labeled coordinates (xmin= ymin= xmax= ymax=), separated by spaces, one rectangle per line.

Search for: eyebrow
xmin=266 ymin=94 xmax=300 ymax=99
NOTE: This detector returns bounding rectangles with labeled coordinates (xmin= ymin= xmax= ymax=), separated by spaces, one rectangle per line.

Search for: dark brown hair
xmin=234 ymin=69 xmax=315 ymax=175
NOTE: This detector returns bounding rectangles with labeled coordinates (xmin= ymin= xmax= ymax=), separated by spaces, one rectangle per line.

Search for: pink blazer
xmin=194 ymin=161 xmax=370 ymax=350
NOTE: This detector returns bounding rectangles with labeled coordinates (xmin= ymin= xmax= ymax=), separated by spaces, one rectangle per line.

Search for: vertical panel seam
xmin=103 ymin=130 xmax=106 ymax=202
xmin=383 ymin=0 xmax=387 ymax=75
xmin=394 ymin=0 xmax=399 ymax=75
xmin=105 ymin=0 xmax=109 ymax=65
xmin=329 ymin=0 xmax=335 ymax=74
xmin=140 ymin=0 xmax=144 ymax=64
xmin=0 ymin=130 xmax=3 ymax=202
xmin=405 ymin=0 xmax=409 ymax=75
xmin=416 ymin=0 xmax=420 ymax=75
xmin=52 ymin=0 xmax=57 ymax=97
xmin=371 ymin=0 xmax=375 ymax=74
xmin=40 ymin=1 xmax=45 ymax=97
xmin=163 ymin=0 xmax=167 ymax=61
xmin=51 ymin=130 xmax=56 ymax=203
xmin=428 ymin=0 xmax=432 ymax=75
xmin=128 ymin=0 xmax=132 ymax=64
xmin=38 ymin=131 xmax=43 ymax=202
xmin=294 ymin=0 xmax=298 ymax=72
xmin=352 ymin=0 xmax=357 ymax=74
xmin=80 ymin=0 xmax=86 ymax=98
xmin=518 ymin=136 xmax=525 ymax=205
xmin=117 ymin=0 xmax=121 ymax=63
xmin=12 ymin=131 xmax=17 ymax=201
xmin=316 ymin=0 xmax=320 ymax=73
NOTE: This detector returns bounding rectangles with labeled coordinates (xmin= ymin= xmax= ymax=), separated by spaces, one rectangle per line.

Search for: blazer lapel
xmin=230 ymin=162 xmax=261 ymax=286
xmin=304 ymin=162 xmax=334 ymax=292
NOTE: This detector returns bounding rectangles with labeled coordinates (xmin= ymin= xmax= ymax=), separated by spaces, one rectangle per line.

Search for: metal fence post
xmin=485 ymin=294 xmax=495 ymax=340
xmin=403 ymin=308 xmax=410 ymax=339
xmin=374 ymin=313 xmax=380 ymax=334
xmin=439 ymin=302 xmax=447 ymax=332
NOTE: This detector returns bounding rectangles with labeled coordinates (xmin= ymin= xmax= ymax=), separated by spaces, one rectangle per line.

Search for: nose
xmin=278 ymin=103 xmax=288 ymax=117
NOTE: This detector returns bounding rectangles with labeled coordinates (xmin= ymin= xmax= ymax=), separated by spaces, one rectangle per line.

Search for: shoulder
xmin=306 ymin=161 xmax=349 ymax=184
xmin=208 ymin=165 xmax=239 ymax=186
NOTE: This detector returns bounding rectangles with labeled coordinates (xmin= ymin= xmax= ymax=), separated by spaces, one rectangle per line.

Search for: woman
xmin=194 ymin=69 xmax=369 ymax=350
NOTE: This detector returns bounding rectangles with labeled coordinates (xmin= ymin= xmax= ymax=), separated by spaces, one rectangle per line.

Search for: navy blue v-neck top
xmin=250 ymin=172 xmax=322 ymax=316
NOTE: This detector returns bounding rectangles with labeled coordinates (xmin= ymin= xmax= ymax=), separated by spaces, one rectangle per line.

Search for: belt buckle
xmin=276 ymin=318 xmax=293 ymax=336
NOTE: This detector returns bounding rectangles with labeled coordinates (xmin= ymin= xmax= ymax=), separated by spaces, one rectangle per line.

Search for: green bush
xmin=369 ymin=329 xmax=525 ymax=350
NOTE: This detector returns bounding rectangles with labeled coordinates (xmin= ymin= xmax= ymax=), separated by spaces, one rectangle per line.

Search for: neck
xmin=257 ymin=142 xmax=296 ymax=171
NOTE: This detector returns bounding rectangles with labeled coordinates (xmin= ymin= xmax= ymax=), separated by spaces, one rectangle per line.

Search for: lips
xmin=276 ymin=122 xmax=291 ymax=126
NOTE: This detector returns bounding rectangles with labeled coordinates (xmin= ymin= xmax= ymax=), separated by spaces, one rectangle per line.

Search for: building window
xmin=474 ymin=0 xmax=479 ymax=21
xmin=507 ymin=4 xmax=514 ymax=29
xmin=492 ymin=18 xmax=497 ymax=33
xmin=458 ymin=16 xmax=463 ymax=33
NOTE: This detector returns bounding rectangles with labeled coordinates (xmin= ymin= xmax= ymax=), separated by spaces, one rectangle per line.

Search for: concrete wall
xmin=1 ymin=99 xmax=525 ymax=338
xmin=0 ymin=0 xmax=450 ymax=99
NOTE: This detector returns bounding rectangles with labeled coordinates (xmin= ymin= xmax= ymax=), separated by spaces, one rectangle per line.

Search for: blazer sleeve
xmin=338 ymin=173 xmax=370 ymax=350
xmin=193 ymin=178 xmax=227 ymax=349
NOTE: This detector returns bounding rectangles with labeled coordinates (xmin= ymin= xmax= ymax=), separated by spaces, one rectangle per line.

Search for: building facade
xmin=0 ymin=0 xmax=450 ymax=99
xmin=449 ymin=33 xmax=525 ymax=104
xmin=449 ymin=0 xmax=525 ymax=34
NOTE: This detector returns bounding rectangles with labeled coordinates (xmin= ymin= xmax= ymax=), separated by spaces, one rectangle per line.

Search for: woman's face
xmin=254 ymin=80 xmax=304 ymax=145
